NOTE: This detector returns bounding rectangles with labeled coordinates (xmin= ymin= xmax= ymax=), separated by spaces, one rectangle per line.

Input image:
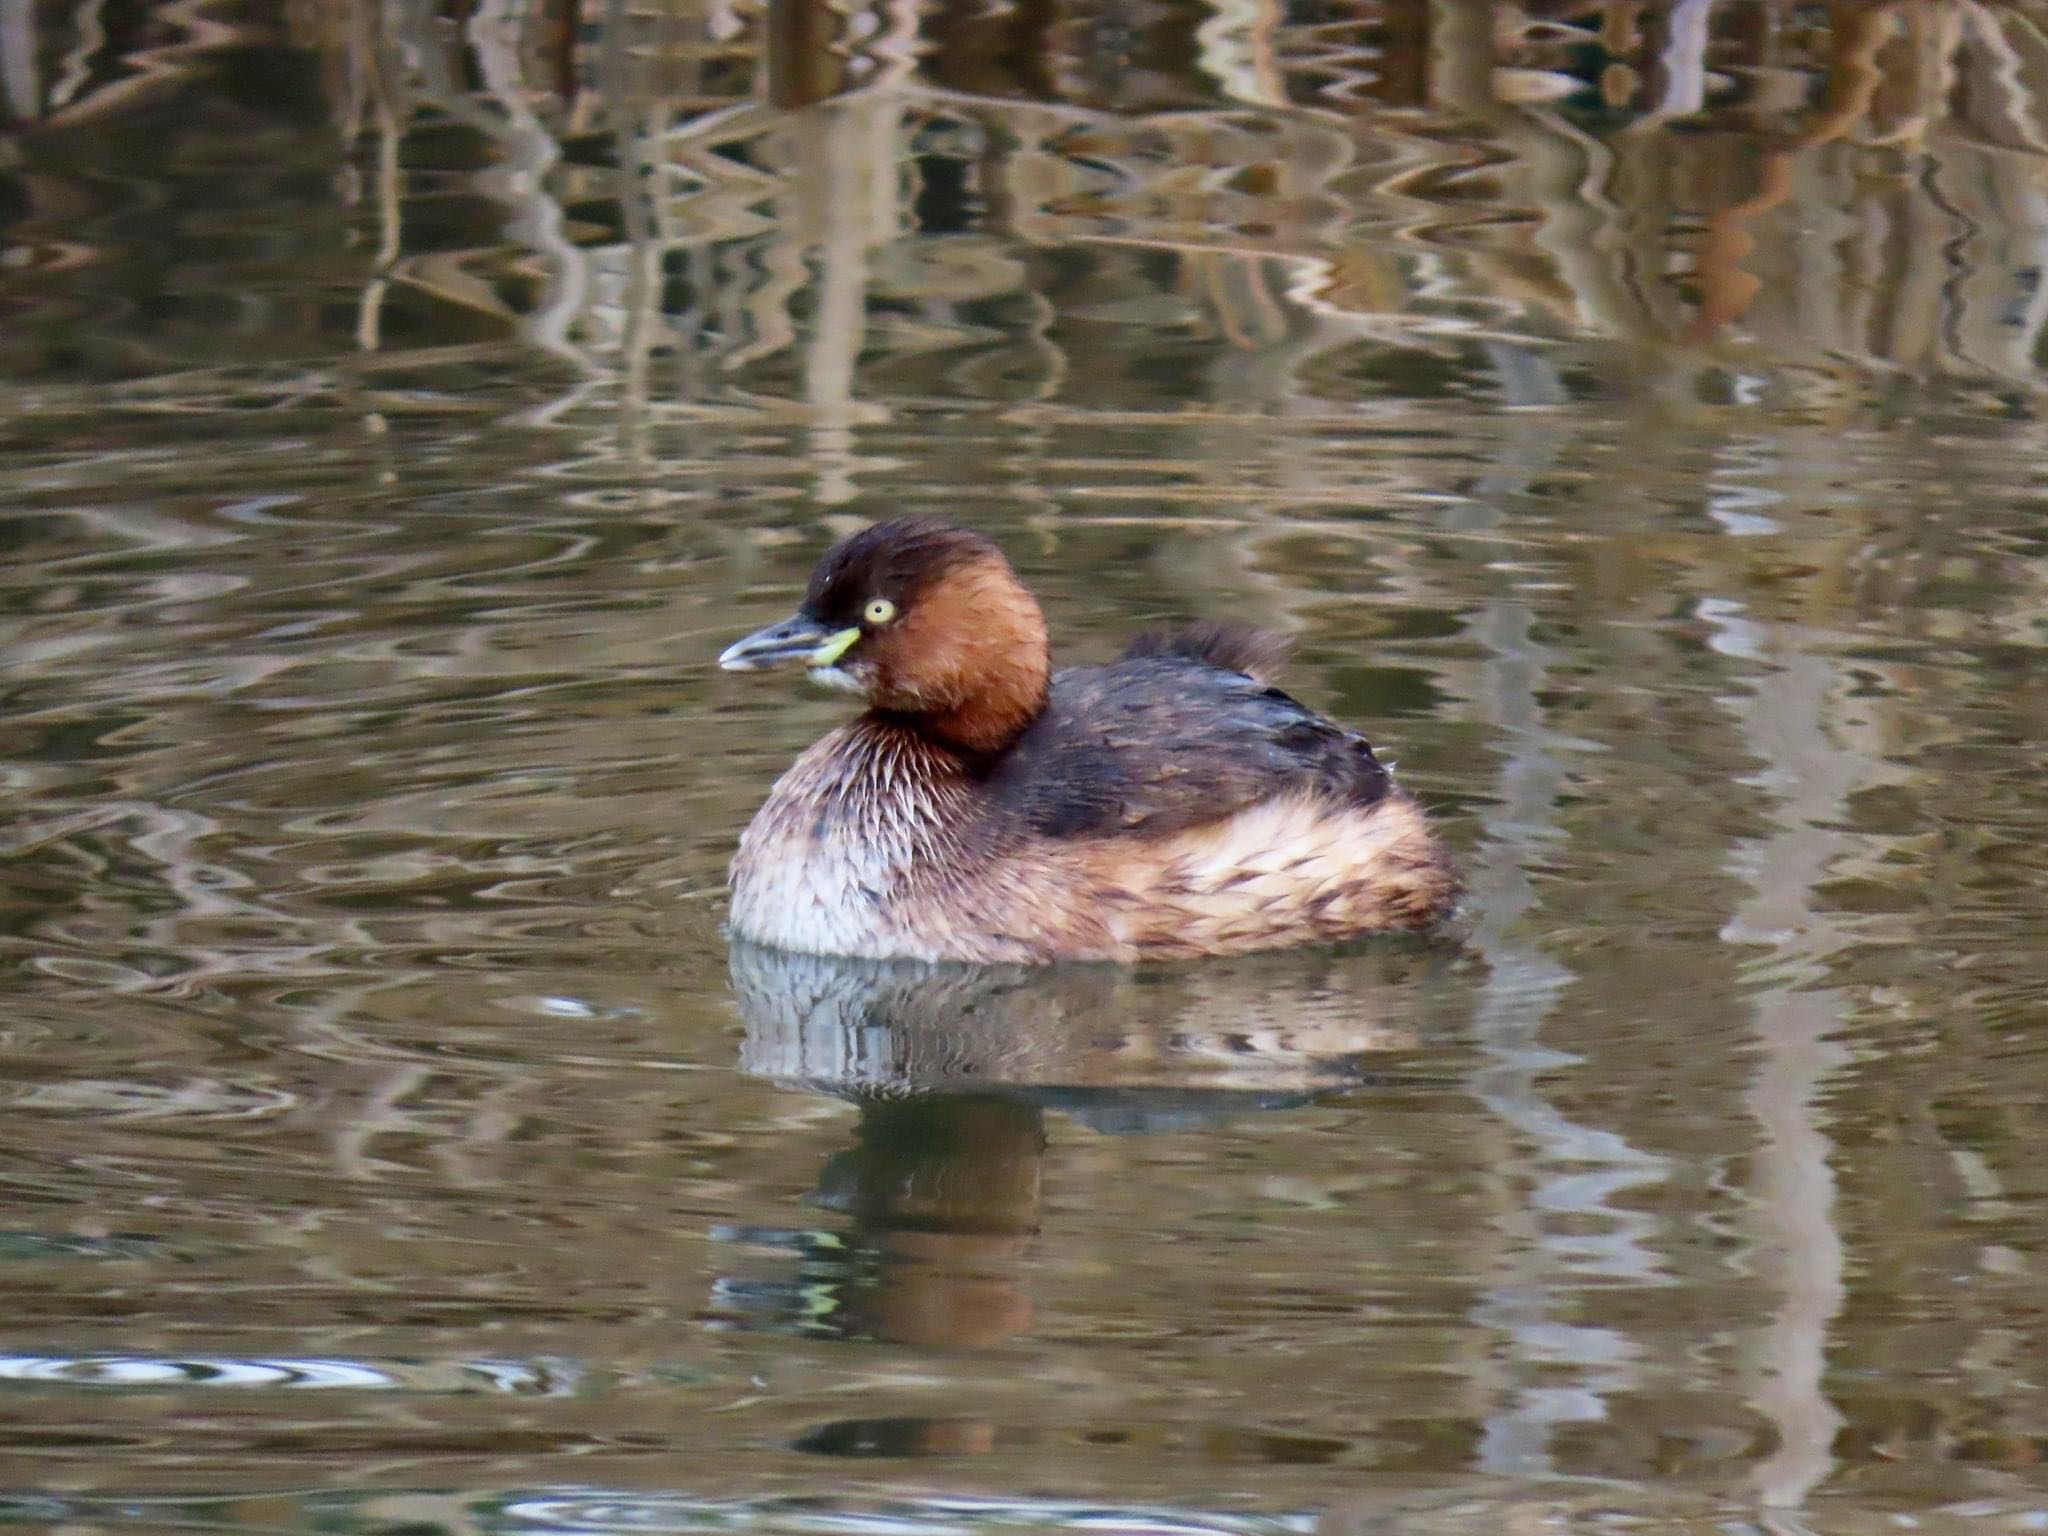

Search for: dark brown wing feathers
xmin=988 ymin=637 xmax=1390 ymax=839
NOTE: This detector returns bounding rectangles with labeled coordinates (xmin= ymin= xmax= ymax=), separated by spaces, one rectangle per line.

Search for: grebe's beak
xmin=718 ymin=614 xmax=861 ymax=673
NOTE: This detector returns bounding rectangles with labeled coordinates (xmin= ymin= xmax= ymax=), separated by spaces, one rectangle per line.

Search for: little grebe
xmin=719 ymin=519 xmax=1457 ymax=963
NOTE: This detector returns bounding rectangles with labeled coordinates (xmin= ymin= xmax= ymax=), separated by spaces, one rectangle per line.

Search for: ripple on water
xmin=5 ymin=0 xmax=2048 ymax=1521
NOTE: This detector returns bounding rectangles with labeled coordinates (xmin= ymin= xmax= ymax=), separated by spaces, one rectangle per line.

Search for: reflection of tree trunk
xmin=1375 ymin=0 xmax=1433 ymax=109
xmin=1700 ymin=559 xmax=1859 ymax=1517
xmin=1431 ymin=0 xmax=1676 ymax=356
xmin=1746 ymin=984 xmax=1849 ymax=1513
xmin=1640 ymin=0 xmax=1712 ymax=121
xmin=355 ymin=8 xmax=404 ymax=355
xmin=1426 ymin=0 xmax=1492 ymax=116
xmin=549 ymin=0 xmax=582 ymax=102
xmin=768 ymin=0 xmax=843 ymax=110
xmin=1 ymin=0 xmax=39 ymax=123
xmin=603 ymin=0 xmax=660 ymax=441
xmin=922 ymin=0 xmax=1060 ymax=100
xmin=470 ymin=0 xmax=593 ymax=367
xmin=283 ymin=0 xmax=2048 ymax=400
xmin=1688 ymin=2 xmax=1894 ymax=341
xmin=794 ymin=95 xmax=899 ymax=502
xmin=1457 ymin=356 xmax=1666 ymax=1477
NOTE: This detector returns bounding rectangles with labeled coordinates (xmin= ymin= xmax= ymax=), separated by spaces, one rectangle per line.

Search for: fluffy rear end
xmin=1074 ymin=790 xmax=1459 ymax=960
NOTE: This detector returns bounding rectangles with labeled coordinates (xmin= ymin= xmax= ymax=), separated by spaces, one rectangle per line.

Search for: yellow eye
xmin=863 ymin=598 xmax=897 ymax=625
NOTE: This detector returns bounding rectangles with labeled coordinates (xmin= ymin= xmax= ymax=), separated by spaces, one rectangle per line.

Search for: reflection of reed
xmin=10 ymin=8 xmax=2048 ymax=1507
xmin=14 ymin=3 xmax=2048 ymax=396
xmin=1448 ymin=389 xmax=1668 ymax=1478
xmin=251 ymin=0 xmax=2048 ymax=405
xmin=1700 ymin=592 xmax=1863 ymax=1518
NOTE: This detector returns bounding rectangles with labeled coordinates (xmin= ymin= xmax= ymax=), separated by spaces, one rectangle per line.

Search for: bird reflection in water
xmin=712 ymin=942 xmax=1441 ymax=1457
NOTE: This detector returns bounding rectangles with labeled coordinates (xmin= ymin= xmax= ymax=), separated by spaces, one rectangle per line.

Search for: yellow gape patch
xmin=808 ymin=627 xmax=861 ymax=668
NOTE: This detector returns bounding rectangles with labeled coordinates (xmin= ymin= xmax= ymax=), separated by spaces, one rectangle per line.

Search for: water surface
xmin=4 ymin=5 xmax=2048 ymax=1534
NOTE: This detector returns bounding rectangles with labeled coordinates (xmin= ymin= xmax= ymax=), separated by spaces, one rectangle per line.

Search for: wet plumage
xmin=720 ymin=519 xmax=1458 ymax=963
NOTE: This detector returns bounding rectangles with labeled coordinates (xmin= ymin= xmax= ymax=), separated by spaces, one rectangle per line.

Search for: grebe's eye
xmin=863 ymin=597 xmax=897 ymax=625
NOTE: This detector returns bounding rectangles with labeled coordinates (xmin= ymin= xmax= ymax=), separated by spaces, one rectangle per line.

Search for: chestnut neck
xmin=870 ymin=558 xmax=1051 ymax=761
xmin=890 ymin=668 xmax=1049 ymax=762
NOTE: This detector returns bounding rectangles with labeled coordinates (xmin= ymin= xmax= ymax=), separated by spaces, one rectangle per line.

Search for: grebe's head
xmin=719 ymin=519 xmax=1050 ymax=755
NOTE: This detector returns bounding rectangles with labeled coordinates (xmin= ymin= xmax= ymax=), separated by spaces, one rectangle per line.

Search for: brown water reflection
xmin=4 ymin=3 xmax=2048 ymax=1535
xmin=13 ymin=1 xmax=2048 ymax=401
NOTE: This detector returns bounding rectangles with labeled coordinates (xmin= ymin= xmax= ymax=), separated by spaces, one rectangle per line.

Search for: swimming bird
xmin=719 ymin=519 xmax=1456 ymax=962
